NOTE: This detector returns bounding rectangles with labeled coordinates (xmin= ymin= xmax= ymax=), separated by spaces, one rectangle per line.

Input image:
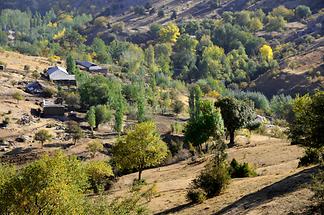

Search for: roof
xmin=46 ymin=66 xmax=75 ymax=81
xmin=76 ymin=61 xmax=105 ymax=71
xmin=43 ymin=100 xmax=65 ymax=108
xmin=76 ymin=61 xmax=97 ymax=68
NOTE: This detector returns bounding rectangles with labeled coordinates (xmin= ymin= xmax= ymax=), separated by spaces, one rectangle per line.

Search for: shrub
xmin=298 ymin=148 xmax=322 ymax=167
xmin=87 ymin=140 xmax=104 ymax=158
xmin=295 ymin=5 xmax=312 ymax=19
xmin=86 ymin=160 xmax=114 ymax=194
xmin=171 ymin=122 xmax=184 ymax=135
xmin=229 ymin=159 xmax=257 ymax=178
xmin=158 ymin=10 xmax=165 ymax=18
xmin=186 ymin=189 xmax=207 ymax=204
xmin=172 ymin=100 xmax=184 ymax=115
xmin=190 ymin=146 xmax=230 ymax=198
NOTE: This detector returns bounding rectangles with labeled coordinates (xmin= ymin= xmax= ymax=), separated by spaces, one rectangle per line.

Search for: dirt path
xmin=107 ymin=135 xmax=312 ymax=215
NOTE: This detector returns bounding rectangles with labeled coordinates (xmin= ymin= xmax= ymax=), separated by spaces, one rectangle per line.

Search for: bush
xmin=86 ymin=160 xmax=114 ymax=194
xmin=295 ymin=5 xmax=312 ymax=19
xmin=229 ymin=159 xmax=257 ymax=178
xmin=186 ymin=189 xmax=207 ymax=204
xmin=190 ymin=147 xmax=230 ymax=198
xmin=158 ymin=10 xmax=165 ymax=18
xmin=298 ymin=148 xmax=322 ymax=167
xmin=171 ymin=122 xmax=184 ymax=135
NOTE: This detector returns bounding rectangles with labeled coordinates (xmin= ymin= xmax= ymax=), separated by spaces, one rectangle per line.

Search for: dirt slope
xmin=107 ymin=135 xmax=314 ymax=215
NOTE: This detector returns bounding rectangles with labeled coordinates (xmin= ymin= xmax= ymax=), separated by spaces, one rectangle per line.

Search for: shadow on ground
xmin=153 ymin=166 xmax=318 ymax=215
xmin=214 ymin=167 xmax=319 ymax=215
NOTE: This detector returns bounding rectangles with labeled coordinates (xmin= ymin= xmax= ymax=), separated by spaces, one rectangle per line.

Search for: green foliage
xmin=189 ymin=142 xmax=229 ymax=198
xmin=271 ymin=5 xmax=294 ymax=21
xmin=92 ymin=37 xmax=111 ymax=64
xmin=66 ymin=121 xmax=83 ymax=144
xmin=12 ymin=91 xmax=24 ymax=103
xmin=87 ymin=139 xmax=104 ymax=158
xmin=114 ymin=98 xmax=125 ymax=133
xmin=266 ymin=15 xmax=286 ymax=32
xmin=215 ymin=97 xmax=255 ymax=146
xmin=78 ymin=75 xmax=122 ymax=108
xmin=185 ymin=100 xmax=224 ymax=151
xmin=295 ymin=5 xmax=312 ymax=19
xmin=289 ymin=92 xmax=324 ymax=149
xmin=34 ymin=129 xmax=52 ymax=147
xmin=93 ymin=105 xmax=112 ymax=129
xmin=0 ymin=30 xmax=8 ymax=46
xmin=270 ymin=94 xmax=293 ymax=120
xmin=66 ymin=53 xmax=76 ymax=74
xmin=172 ymin=100 xmax=184 ymax=116
xmin=189 ymin=85 xmax=202 ymax=120
xmin=186 ymin=189 xmax=207 ymax=204
xmin=112 ymin=121 xmax=168 ymax=180
xmin=172 ymin=34 xmax=198 ymax=80
xmin=86 ymin=106 xmax=96 ymax=132
xmin=0 ymin=152 xmax=88 ymax=214
xmin=298 ymin=148 xmax=322 ymax=167
xmin=85 ymin=160 xmax=114 ymax=194
xmin=229 ymin=159 xmax=257 ymax=178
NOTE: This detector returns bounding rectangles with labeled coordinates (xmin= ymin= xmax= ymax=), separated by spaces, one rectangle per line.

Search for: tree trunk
xmin=138 ymin=169 xmax=142 ymax=181
xmin=229 ymin=130 xmax=235 ymax=147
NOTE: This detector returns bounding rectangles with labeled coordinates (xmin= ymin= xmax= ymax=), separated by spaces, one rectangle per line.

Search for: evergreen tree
xmin=66 ymin=54 xmax=76 ymax=74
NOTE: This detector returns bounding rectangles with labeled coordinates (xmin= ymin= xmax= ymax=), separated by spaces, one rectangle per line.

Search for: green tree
xmin=145 ymin=45 xmax=157 ymax=74
xmin=172 ymin=34 xmax=198 ymax=80
xmin=66 ymin=121 xmax=83 ymax=144
xmin=154 ymin=43 xmax=172 ymax=76
xmin=159 ymin=22 xmax=180 ymax=43
xmin=94 ymin=105 xmax=112 ymax=129
xmin=114 ymin=98 xmax=125 ymax=134
xmin=173 ymin=100 xmax=184 ymax=116
xmin=85 ymin=160 xmax=114 ymax=194
xmin=112 ymin=121 xmax=168 ymax=180
xmin=66 ymin=53 xmax=77 ymax=74
xmin=34 ymin=129 xmax=52 ymax=148
xmin=87 ymin=139 xmax=104 ymax=158
xmin=92 ymin=37 xmax=111 ymax=64
xmin=136 ymin=86 xmax=146 ymax=122
xmin=289 ymin=92 xmax=324 ymax=149
xmin=86 ymin=106 xmax=96 ymax=134
xmin=189 ymin=85 xmax=202 ymax=120
xmin=0 ymin=152 xmax=88 ymax=214
xmin=215 ymin=97 xmax=255 ymax=147
xmin=0 ymin=30 xmax=8 ymax=46
xmin=295 ymin=5 xmax=312 ymax=19
xmin=120 ymin=44 xmax=144 ymax=74
xmin=270 ymin=94 xmax=293 ymax=119
xmin=185 ymin=100 xmax=224 ymax=152
xmin=266 ymin=15 xmax=286 ymax=32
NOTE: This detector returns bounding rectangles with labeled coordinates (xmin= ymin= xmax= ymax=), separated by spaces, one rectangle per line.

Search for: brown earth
xmin=106 ymin=135 xmax=316 ymax=215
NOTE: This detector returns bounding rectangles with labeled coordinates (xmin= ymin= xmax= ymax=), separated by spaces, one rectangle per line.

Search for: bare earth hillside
xmin=107 ymin=135 xmax=315 ymax=215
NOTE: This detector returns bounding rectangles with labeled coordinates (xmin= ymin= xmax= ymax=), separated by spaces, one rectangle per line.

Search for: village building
xmin=42 ymin=100 xmax=65 ymax=117
xmin=76 ymin=60 xmax=108 ymax=74
xmin=25 ymin=81 xmax=47 ymax=94
xmin=46 ymin=66 xmax=76 ymax=86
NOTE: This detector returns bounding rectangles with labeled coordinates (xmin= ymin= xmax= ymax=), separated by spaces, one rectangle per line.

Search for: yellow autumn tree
xmin=53 ymin=28 xmax=66 ymax=40
xmin=159 ymin=23 xmax=180 ymax=43
xmin=260 ymin=44 xmax=273 ymax=61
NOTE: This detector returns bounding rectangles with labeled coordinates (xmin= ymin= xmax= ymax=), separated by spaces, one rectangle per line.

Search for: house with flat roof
xmin=76 ymin=61 xmax=108 ymax=74
xmin=42 ymin=100 xmax=65 ymax=117
xmin=46 ymin=66 xmax=76 ymax=86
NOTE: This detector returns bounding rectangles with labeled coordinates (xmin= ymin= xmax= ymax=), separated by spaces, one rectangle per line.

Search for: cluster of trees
xmin=0 ymin=152 xmax=148 ymax=214
xmin=0 ymin=9 xmax=92 ymax=56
